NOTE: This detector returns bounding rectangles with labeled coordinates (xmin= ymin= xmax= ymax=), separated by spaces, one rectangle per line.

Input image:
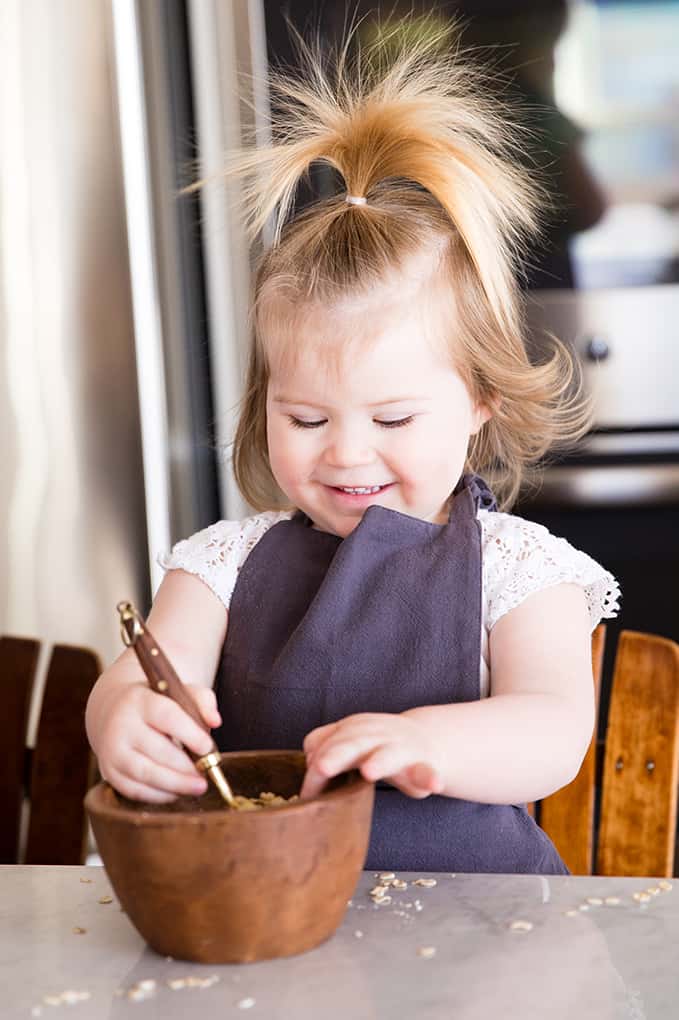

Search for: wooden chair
xmin=534 ymin=627 xmax=679 ymax=877
xmin=1 ymin=636 xmax=101 ymax=864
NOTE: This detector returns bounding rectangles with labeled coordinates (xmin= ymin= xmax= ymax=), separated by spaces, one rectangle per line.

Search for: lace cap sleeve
xmin=481 ymin=511 xmax=621 ymax=632
xmin=157 ymin=510 xmax=294 ymax=609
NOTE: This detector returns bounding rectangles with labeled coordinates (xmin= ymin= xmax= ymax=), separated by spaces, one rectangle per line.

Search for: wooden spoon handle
xmin=117 ymin=601 xmax=215 ymax=762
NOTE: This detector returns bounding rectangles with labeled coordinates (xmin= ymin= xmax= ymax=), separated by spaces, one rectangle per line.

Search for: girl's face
xmin=264 ymin=294 xmax=490 ymax=538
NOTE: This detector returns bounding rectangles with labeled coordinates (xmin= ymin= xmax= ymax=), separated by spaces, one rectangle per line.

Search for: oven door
xmin=525 ymin=432 xmax=679 ymax=508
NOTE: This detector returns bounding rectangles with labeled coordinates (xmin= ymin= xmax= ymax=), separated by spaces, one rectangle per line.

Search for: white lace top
xmin=159 ymin=509 xmax=620 ymax=699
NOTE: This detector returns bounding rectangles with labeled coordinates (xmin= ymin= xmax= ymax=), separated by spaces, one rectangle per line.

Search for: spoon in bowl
xmin=116 ymin=601 xmax=236 ymax=807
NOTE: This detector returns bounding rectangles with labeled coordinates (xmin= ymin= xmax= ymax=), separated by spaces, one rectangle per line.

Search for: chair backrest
xmin=539 ymin=628 xmax=679 ymax=877
xmin=0 ymin=636 xmax=100 ymax=864
xmin=596 ymin=631 xmax=679 ymax=877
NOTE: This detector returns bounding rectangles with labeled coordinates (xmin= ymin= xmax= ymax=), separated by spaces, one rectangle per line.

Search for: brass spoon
xmin=117 ymin=601 xmax=236 ymax=807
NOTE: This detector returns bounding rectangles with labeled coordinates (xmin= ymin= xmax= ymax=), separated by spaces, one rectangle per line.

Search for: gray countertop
xmin=2 ymin=866 xmax=676 ymax=1018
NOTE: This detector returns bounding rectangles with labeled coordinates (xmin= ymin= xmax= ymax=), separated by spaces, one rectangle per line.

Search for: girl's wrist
xmin=401 ymin=707 xmax=450 ymax=787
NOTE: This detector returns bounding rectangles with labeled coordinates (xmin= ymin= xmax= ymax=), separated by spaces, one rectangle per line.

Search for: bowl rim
xmin=85 ymin=749 xmax=373 ymax=825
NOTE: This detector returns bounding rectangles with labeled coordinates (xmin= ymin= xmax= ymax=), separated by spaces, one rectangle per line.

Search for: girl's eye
xmin=375 ymin=416 xmax=414 ymax=429
xmin=288 ymin=416 xmax=327 ymax=429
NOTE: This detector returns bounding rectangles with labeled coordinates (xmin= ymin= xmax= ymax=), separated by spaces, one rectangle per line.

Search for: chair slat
xmin=538 ymin=624 xmax=606 ymax=875
xmin=0 ymin=637 xmax=41 ymax=862
xmin=25 ymin=644 xmax=101 ymax=865
xmin=597 ymin=631 xmax=679 ymax=877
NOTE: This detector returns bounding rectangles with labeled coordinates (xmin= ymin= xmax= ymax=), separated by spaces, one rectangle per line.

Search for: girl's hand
xmin=300 ymin=713 xmax=444 ymax=800
xmin=87 ymin=679 xmax=222 ymax=804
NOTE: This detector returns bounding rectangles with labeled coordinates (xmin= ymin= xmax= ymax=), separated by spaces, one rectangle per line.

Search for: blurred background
xmin=2 ymin=0 xmax=678 ymax=748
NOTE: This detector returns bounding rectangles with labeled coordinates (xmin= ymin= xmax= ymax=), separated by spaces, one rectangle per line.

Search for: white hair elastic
xmin=345 ymin=194 xmax=367 ymax=206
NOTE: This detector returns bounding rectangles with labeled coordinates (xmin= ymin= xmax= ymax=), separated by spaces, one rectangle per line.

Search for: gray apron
xmin=214 ymin=475 xmax=568 ymax=874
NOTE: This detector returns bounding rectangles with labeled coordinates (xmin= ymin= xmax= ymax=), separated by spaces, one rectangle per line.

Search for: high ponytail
xmin=208 ymin=24 xmax=591 ymax=511
xmin=221 ymin=28 xmax=540 ymax=332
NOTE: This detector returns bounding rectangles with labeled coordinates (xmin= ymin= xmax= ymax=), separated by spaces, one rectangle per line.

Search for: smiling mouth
xmin=330 ymin=484 xmax=391 ymax=495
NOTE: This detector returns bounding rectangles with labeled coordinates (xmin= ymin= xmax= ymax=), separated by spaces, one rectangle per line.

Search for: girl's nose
xmin=323 ymin=427 xmax=374 ymax=468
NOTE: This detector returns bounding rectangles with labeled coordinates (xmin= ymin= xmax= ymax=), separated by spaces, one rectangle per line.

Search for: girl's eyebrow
xmin=272 ymin=395 xmax=322 ymax=406
xmin=272 ymin=395 xmax=428 ymax=406
xmin=369 ymin=397 xmax=429 ymax=406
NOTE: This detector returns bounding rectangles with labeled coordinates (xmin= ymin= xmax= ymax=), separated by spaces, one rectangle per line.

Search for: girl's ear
xmin=470 ymin=399 xmax=494 ymax=436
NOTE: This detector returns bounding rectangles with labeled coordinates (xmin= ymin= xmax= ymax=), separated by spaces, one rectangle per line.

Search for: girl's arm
xmin=404 ymin=582 xmax=595 ymax=804
xmin=85 ymin=569 xmax=228 ymax=802
xmin=301 ymin=583 xmax=595 ymax=804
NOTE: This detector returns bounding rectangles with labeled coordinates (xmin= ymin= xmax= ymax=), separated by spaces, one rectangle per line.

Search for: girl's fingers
xmin=114 ymin=750 xmax=208 ymax=799
xmin=145 ymin=694 xmax=214 ymax=758
xmin=299 ymin=767 xmax=329 ymax=801
xmin=359 ymin=743 xmax=410 ymax=781
xmin=105 ymin=767 xmax=180 ymax=805
xmin=302 ymin=722 xmax=338 ymax=757
xmin=406 ymin=762 xmax=443 ymax=794
xmin=300 ymin=737 xmax=388 ymax=801
xmin=361 ymin=747 xmax=441 ymax=796
xmin=185 ymin=684 xmax=222 ymax=729
xmin=312 ymin=735 xmax=389 ymax=777
xmin=131 ymin=727 xmax=200 ymax=777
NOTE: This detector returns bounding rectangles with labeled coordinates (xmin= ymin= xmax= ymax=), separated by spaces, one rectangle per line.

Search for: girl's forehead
xmin=258 ymin=241 xmax=456 ymax=369
xmin=260 ymin=276 xmax=458 ymax=384
xmin=264 ymin=301 xmax=445 ymax=384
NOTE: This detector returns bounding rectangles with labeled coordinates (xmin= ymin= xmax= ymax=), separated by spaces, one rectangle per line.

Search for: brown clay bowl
xmin=85 ymin=750 xmax=374 ymax=963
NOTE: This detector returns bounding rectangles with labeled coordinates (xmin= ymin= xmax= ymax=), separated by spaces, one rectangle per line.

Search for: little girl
xmin=86 ymin=36 xmax=619 ymax=874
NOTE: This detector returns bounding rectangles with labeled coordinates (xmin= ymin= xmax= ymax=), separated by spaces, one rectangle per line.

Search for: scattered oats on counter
xmin=392 ymin=879 xmax=408 ymax=890
xmin=633 ymin=892 xmax=651 ymax=903
xmin=378 ymin=872 xmax=395 ymax=882
xmin=659 ymin=880 xmax=672 ymax=891
xmin=413 ymin=878 xmax=437 ymax=888
xmin=368 ymin=884 xmax=393 ymax=905
xmin=417 ymin=946 xmax=437 ymax=958
xmin=355 ymin=930 xmax=364 ymax=938
xmin=167 ymin=975 xmax=219 ymax=991
xmin=564 ymin=910 xmax=579 ymax=917
xmin=586 ymin=897 xmax=603 ymax=906
xmin=127 ymin=979 xmax=156 ymax=1001
xmin=604 ymin=897 xmax=621 ymax=906
xmin=72 ymin=927 xmax=86 ymax=935
xmin=98 ymin=895 xmax=113 ymax=904
xmin=578 ymin=904 xmax=590 ymax=912
xmin=509 ymin=920 xmax=533 ymax=933
xmin=43 ymin=990 xmax=91 ymax=1007
xmin=237 ymin=997 xmax=256 ymax=1009
xmin=646 ymin=886 xmax=661 ymax=896
xmin=78 ymin=878 xmax=92 ymax=884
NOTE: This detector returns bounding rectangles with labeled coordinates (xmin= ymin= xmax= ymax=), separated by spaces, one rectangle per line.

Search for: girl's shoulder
xmin=158 ymin=509 xmax=295 ymax=609
xmin=478 ymin=509 xmax=621 ymax=632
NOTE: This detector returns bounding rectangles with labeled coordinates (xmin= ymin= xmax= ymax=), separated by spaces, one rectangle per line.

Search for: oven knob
xmin=584 ymin=335 xmax=610 ymax=361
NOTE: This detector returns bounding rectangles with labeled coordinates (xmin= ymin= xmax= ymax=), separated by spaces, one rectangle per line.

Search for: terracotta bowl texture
xmin=85 ymin=750 xmax=374 ymax=963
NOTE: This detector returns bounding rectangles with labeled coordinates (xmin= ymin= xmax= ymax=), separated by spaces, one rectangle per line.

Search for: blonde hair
xmin=205 ymin=27 xmax=590 ymax=511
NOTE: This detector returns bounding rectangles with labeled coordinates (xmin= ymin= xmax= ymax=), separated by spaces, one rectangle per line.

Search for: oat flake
xmin=509 ymin=920 xmax=533 ymax=932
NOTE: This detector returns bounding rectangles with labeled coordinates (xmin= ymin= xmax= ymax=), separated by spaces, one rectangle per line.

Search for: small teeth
xmin=339 ymin=485 xmax=382 ymax=494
